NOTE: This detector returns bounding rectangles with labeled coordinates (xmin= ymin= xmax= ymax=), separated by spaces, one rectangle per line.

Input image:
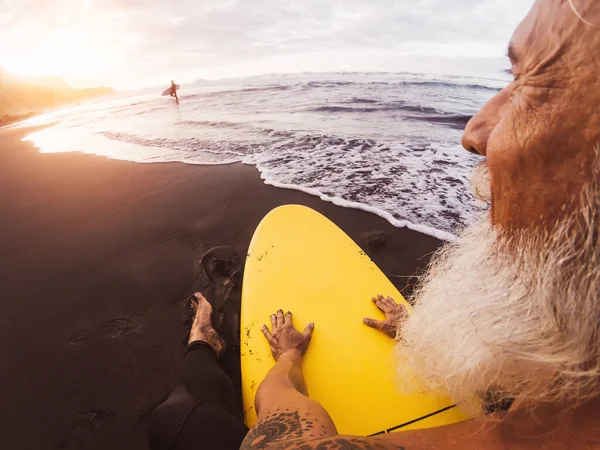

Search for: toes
xmin=189 ymin=296 xmax=198 ymax=314
xmin=194 ymin=292 xmax=209 ymax=307
xmin=196 ymin=293 xmax=213 ymax=313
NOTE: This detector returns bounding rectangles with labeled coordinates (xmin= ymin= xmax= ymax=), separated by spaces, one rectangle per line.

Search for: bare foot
xmin=189 ymin=293 xmax=224 ymax=355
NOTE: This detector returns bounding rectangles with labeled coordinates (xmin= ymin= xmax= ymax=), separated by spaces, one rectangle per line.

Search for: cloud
xmin=0 ymin=0 xmax=535 ymax=87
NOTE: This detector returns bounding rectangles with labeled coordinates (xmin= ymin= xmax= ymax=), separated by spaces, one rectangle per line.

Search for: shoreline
xmin=20 ymin=118 xmax=461 ymax=242
xmin=0 ymin=112 xmax=37 ymax=128
xmin=0 ymin=125 xmax=443 ymax=450
xmin=252 ymin=173 xmax=458 ymax=241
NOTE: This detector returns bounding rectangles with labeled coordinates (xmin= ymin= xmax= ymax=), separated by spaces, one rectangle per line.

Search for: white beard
xmin=396 ymin=161 xmax=600 ymax=414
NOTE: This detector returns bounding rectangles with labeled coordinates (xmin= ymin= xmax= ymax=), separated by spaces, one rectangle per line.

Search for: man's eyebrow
xmin=507 ymin=44 xmax=518 ymax=65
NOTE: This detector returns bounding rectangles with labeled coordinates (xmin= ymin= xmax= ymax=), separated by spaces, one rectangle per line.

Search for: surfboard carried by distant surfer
xmin=162 ymin=80 xmax=180 ymax=102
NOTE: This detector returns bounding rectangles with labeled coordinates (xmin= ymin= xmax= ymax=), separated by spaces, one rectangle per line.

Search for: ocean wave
xmin=298 ymin=79 xmax=502 ymax=92
xmin=239 ymin=84 xmax=292 ymax=92
xmin=306 ymin=103 xmax=442 ymax=115
xmin=179 ymin=78 xmax=500 ymax=105
xmin=404 ymin=113 xmax=473 ymax=129
xmin=345 ymin=97 xmax=379 ymax=104
xmin=394 ymin=80 xmax=502 ymax=92
xmin=303 ymin=80 xmax=355 ymax=88
xmin=101 ymin=131 xmax=259 ymax=159
xmin=124 ymin=105 xmax=166 ymax=117
xmin=175 ymin=120 xmax=242 ymax=129
xmin=185 ymin=84 xmax=292 ymax=100
xmin=172 ymin=120 xmax=298 ymax=140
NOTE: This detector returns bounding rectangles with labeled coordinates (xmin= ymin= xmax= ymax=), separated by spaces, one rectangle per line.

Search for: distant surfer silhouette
xmin=170 ymin=80 xmax=179 ymax=103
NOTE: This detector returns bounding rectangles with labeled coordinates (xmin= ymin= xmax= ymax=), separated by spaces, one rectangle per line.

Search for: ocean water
xmin=18 ymin=72 xmax=504 ymax=240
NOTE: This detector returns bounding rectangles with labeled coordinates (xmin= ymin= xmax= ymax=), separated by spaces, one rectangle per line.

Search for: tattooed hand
xmin=363 ymin=295 xmax=408 ymax=339
xmin=262 ymin=310 xmax=314 ymax=361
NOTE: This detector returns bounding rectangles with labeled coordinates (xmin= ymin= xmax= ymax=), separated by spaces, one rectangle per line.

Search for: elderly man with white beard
xmin=239 ymin=0 xmax=600 ymax=448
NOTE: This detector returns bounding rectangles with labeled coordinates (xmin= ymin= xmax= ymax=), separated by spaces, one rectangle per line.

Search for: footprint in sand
xmin=103 ymin=315 xmax=145 ymax=339
xmin=200 ymin=246 xmax=240 ymax=284
xmin=68 ymin=314 xmax=144 ymax=346
xmin=68 ymin=330 xmax=91 ymax=346
xmin=58 ymin=409 xmax=114 ymax=449
xmin=181 ymin=245 xmax=242 ymax=345
xmin=361 ymin=230 xmax=390 ymax=253
xmin=68 ymin=321 xmax=94 ymax=346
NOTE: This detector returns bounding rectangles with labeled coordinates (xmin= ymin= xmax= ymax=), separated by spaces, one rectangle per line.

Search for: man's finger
xmin=261 ymin=324 xmax=272 ymax=339
xmin=270 ymin=314 xmax=277 ymax=330
xmin=363 ymin=317 xmax=385 ymax=330
xmin=303 ymin=322 xmax=315 ymax=340
xmin=277 ymin=309 xmax=285 ymax=327
xmin=284 ymin=311 xmax=293 ymax=325
xmin=398 ymin=303 xmax=409 ymax=319
xmin=385 ymin=296 xmax=397 ymax=308
xmin=373 ymin=295 xmax=391 ymax=313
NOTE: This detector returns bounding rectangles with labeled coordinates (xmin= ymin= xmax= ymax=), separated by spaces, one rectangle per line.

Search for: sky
xmin=0 ymin=0 xmax=535 ymax=89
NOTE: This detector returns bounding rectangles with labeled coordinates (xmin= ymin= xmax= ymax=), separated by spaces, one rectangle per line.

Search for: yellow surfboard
xmin=240 ymin=205 xmax=469 ymax=436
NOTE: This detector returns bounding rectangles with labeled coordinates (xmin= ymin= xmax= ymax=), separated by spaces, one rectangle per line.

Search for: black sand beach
xmin=0 ymin=125 xmax=443 ymax=450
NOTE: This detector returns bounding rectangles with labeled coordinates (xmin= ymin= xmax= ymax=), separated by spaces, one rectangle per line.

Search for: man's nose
xmin=462 ymin=113 xmax=491 ymax=156
xmin=461 ymin=87 xmax=509 ymax=157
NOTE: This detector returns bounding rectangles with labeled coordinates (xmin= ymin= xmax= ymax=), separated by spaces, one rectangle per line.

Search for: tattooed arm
xmin=241 ymin=310 xmax=339 ymax=448
xmin=239 ymin=306 xmax=477 ymax=449
xmin=241 ymin=301 xmax=572 ymax=449
xmin=278 ymin=436 xmax=406 ymax=449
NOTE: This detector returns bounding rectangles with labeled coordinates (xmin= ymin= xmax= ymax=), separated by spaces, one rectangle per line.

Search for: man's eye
xmin=504 ymin=68 xmax=518 ymax=81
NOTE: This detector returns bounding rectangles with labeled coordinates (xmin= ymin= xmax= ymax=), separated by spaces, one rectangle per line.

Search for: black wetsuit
xmin=148 ymin=341 xmax=248 ymax=449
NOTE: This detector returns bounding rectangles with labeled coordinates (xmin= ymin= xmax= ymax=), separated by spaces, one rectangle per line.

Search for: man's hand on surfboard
xmin=363 ymin=295 xmax=408 ymax=338
xmin=262 ymin=310 xmax=315 ymax=361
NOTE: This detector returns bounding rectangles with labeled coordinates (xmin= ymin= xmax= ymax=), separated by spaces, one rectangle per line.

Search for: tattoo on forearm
xmin=241 ymin=410 xmax=406 ymax=449
xmin=283 ymin=439 xmax=406 ymax=449
xmin=242 ymin=411 xmax=304 ymax=448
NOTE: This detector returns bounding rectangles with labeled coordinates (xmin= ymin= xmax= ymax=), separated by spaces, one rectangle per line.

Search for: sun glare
xmin=3 ymin=26 xmax=118 ymax=81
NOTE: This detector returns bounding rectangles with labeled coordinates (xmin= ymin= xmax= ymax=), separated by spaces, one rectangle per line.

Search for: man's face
xmin=462 ymin=0 xmax=600 ymax=231
xmin=397 ymin=0 xmax=600 ymax=412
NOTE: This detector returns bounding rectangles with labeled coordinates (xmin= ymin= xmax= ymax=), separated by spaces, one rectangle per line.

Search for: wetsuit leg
xmin=148 ymin=341 xmax=248 ymax=450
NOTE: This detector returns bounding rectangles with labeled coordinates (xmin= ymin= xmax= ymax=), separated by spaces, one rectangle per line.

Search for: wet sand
xmin=0 ymin=125 xmax=443 ymax=450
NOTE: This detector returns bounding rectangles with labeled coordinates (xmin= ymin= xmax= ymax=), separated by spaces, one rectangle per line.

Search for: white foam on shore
xmin=243 ymin=134 xmax=483 ymax=241
xmin=248 ymin=167 xmax=458 ymax=241
xmin=22 ymin=126 xmax=242 ymax=166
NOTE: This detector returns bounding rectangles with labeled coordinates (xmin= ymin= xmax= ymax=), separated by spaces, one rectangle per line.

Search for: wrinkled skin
xmin=242 ymin=1 xmax=600 ymax=449
xmin=462 ymin=0 xmax=600 ymax=232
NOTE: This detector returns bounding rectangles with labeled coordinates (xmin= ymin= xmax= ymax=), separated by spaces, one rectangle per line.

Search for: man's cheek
xmin=484 ymin=124 xmax=525 ymax=227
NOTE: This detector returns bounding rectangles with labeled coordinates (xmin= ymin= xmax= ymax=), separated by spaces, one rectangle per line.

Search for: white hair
xmin=396 ymin=155 xmax=600 ymax=415
xmin=568 ymin=0 xmax=599 ymax=28
xmin=470 ymin=161 xmax=491 ymax=204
